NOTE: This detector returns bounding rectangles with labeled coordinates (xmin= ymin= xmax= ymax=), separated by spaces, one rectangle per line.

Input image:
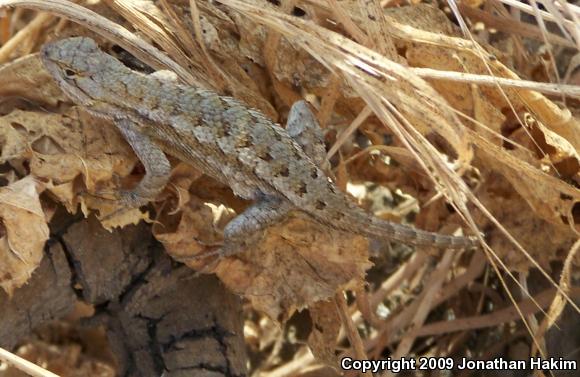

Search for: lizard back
xmin=121 ymin=75 xmax=478 ymax=249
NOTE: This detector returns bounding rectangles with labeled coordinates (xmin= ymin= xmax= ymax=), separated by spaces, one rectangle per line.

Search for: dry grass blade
xmin=0 ymin=346 xmax=60 ymax=377
xmin=105 ymin=0 xmax=204 ymax=83
xmin=528 ymin=0 xmax=562 ymax=99
xmin=409 ymin=288 xmax=568 ymax=338
xmin=356 ymin=0 xmax=399 ymax=58
xmin=326 ymin=106 xmax=372 ymax=160
xmin=538 ymin=0 xmax=578 ymax=46
xmin=532 ymin=240 xmax=580 ymax=357
xmin=0 ymin=12 xmax=52 ymax=63
xmin=335 ymin=292 xmax=367 ymax=362
xmin=0 ymin=0 xmax=196 ymax=83
xmin=383 ymin=249 xmax=456 ymax=375
xmin=368 ymin=250 xmax=429 ymax=310
xmin=186 ymin=0 xmax=227 ymax=90
xmin=326 ymin=0 xmax=368 ymax=45
xmin=501 ymin=0 xmax=579 ymax=48
xmin=411 ymin=66 xmax=580 ymax=98
xmin=458 ymin=3 xmax=576 ymax=48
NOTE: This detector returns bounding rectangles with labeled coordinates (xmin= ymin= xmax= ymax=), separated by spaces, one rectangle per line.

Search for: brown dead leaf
xmin=308 ymin=300 xmax=341 ymax=367
xmin=475 ymin=134 xmax=579 ymax=229
xmin=475 ymin=168 xmax=577 ymax=271
xmin=161 ymin=161 xmax=203 ymax=213
xmin=45 ymin=181 xmax=77 ymax=213
xmin=213 ymin=212 xmax=371 ymax=322
xmin=0 ymin=54 xmax=65 ymax=107
xmin=0 ymin=105 xmax=139 ymax=214
xmin=30 ymin=108 xmax=136 ymax=191
xmin=153 ymin=196 xmax=229 ymax=270
xmin=406 ymin=43 xmax=507 ymax=136
xmin=93 ymin=205 xmax=151 ymax=231
xmin=523 ymin=114 xmax=580 ymax=178
xmin=0 ymin=176 xmax=49 ymax=295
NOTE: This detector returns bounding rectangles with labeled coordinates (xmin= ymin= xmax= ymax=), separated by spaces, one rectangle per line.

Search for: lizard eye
xmin=64 ymin=69 xmax=76 ymax=78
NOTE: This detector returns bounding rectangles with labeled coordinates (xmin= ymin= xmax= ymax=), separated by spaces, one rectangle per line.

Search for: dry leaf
xmin=523 ymin=115 xmax=580 ymax=178
xmin=0 ymin=176 xmax=49 ymax=295
xmin=213 ymin=212 xmax=371 ymax=322
xmin=475 ymin=134 xmax=579 ymax=229
xmin=153 ymin=196 xmax=229 ymax=270
xmin=308 ymin=300 xmax=341 ymax=367
xmin=0 ymin=54 xmax=66 ymax=107
xmin=475 ymin=165 xmax=577 ymax=270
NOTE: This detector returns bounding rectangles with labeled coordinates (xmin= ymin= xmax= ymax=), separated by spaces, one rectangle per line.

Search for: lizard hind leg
xmin=286 ymin=101 xmax=327 ymax=167
xmin=223 ymin=196 xmax=293 ymax=242
xmin=182 ymin=197 xmax=294 ymax=271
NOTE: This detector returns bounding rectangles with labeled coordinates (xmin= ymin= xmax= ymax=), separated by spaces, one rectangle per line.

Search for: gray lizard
xmin=40 ymin=37 xmax=478 ymax=250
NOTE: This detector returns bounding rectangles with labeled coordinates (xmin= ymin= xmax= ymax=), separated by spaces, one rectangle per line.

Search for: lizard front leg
xmin=114 ymin=117 xmax=171 ymax=207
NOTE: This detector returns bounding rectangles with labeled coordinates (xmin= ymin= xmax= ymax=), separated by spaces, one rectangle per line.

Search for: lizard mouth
xmin=40 ymin=42 xmax=96 ymax=107
xmin=41 ymin=58 xmax=94 ymax=107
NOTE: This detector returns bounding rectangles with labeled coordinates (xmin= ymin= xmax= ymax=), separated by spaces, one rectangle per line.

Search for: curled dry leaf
xmin=0 ymin=176 xmax=49 ymax=295
xmin=475 ymin=135 xmax=579 ymax=228
xmin=153 ymin=196 xmax=229 ymax=271
xmin=213 ymin=213 xmax=370 ymax=322
xmin=26 ymin=108 xmax=134 ymax=189
xmin=522 ymin=115 xmax=580 ymax=178
xmin=151 ymin=162 xmax=225 ymax=268
xmin=0 ymin=54 xmax=65 ymax=107
xmin=158 ymin=162 xmax=204 ymax=213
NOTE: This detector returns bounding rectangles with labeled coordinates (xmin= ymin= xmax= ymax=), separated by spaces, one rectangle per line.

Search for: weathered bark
xmin=0 ymin=214 xmax=247 ymax=377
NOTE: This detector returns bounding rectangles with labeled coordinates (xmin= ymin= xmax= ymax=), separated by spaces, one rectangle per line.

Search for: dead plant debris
xmin=0 ymin=0 xmax=578 ymax=376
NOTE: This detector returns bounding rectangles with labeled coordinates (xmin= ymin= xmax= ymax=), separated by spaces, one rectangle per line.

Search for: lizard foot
xmin=177 ymin=242 xmax=242 ymax=263
xmin=81 ymin=187 xmax=153 ymax=209
xmin=117 ymin=189 xmax=154 ymax=208
xmin=175 ymin=242 xmax=246 ymax=278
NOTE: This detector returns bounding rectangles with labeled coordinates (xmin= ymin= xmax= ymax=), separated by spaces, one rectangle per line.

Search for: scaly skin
xmin=41 ymin=37 xmax=478 ymax=249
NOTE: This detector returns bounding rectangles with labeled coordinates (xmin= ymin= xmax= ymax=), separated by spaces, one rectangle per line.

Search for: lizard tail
xmin=312 ymin=197 xmax=480 ymax=250
xmin=366 ymin=216 xmax=480 ymax=249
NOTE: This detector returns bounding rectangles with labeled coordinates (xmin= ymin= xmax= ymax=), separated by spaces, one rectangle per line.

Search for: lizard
xmin=40 ymin=36 xmax=479 ymax=253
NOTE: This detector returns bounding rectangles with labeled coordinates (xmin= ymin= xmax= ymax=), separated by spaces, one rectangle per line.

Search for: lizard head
xmin=41 ymin=37 xmax=124 ymax=109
